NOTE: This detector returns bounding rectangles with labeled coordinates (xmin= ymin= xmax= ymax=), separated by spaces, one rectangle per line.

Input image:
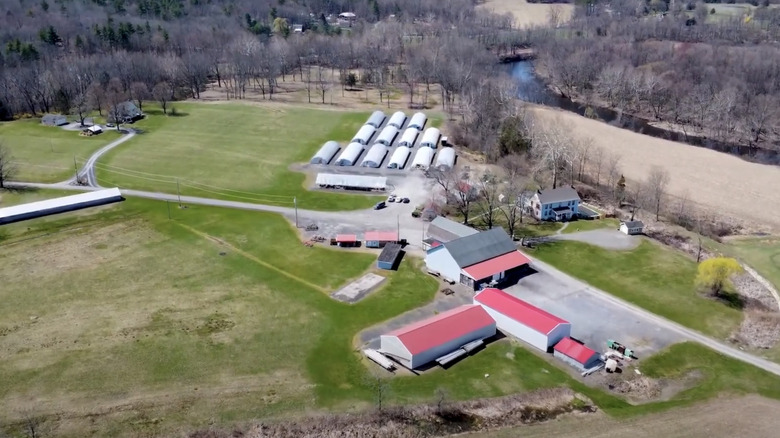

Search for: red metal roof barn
xmin=554 ymin=337 xmax=601 ymax=371
xmin=380 ymin=305 xmax=496 ymax=369
xmin=474 ymin=288 xmax=571 ymax=352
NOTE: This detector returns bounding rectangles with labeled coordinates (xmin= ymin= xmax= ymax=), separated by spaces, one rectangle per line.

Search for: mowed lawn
xmin=0 ymin=119 xmax=121 ymax=183
xmin=0 ymin=195 xmax=607 ymax=437
xmin=725 ymin=237 xmax=780 ymax=291
xmin=560 ymin=217 xmax=619 ymax=234
xmin=99 ymin=103 xmax=382 ymax=210
xmin=530 ymin=240 xmax=743 ymax=339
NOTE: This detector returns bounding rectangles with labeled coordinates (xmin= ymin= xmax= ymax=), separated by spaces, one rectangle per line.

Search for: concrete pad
xmin=503 ymin=265 xmax=683 ymax=359
xmin=331 ymin=273 xmax=386 ymax=303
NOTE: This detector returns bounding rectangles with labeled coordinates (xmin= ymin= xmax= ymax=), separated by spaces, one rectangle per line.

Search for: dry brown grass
xmin=470 ymin=395 xmax=780 ymax=438
xmin=531 ymin=106 xmax=780 ymax=232
xmin=476 ymin=0 xmax=574 ymax=28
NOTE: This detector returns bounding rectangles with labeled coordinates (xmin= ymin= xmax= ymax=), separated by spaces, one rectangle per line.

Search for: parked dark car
xmin=401 ymin=198 xmax=410 ymax=203
xmin=374 ymin=201 xmax=386 ymax=210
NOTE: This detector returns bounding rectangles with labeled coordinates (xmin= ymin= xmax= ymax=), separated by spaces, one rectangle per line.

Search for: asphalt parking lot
xmin=504 ymin=261 xmax=684 ymax=358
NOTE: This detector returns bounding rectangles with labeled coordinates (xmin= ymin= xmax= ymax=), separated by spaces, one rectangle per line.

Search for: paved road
xmin=8 ymin=181 xmax=780 ymax=377
xmin=73 ymin=128 xmax=137 ymax=186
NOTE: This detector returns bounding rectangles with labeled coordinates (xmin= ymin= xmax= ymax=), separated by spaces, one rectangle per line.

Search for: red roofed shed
xmin=554 ymin=337 xmax=601 ymax=371
xmin=364 ymin=231 xmax=399 ymax=248
xmin=380 ymin=305 xmax=496 ymax=369
xmin=474 ymin=288 xmax=571 ymax=352
xmin=335 ymin=234 xmax=358 ymax=247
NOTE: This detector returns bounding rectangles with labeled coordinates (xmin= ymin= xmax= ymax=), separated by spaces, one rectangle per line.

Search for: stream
xmin=507 ymin=61 xmax=780 ymax=165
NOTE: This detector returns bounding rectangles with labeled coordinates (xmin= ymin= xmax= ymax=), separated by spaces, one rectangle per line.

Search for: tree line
xmin=532 ymin=0 xmax=780 ymax=151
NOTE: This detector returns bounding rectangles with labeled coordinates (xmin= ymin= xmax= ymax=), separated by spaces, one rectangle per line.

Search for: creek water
xmin=507 ymin=61 xmax=780 ymax=164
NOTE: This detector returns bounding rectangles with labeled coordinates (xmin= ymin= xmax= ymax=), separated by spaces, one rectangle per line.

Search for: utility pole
xmin=166 ymin=200 xmax=171 ymax=220
xmin=397 ymin=214 xmax=400 ymax=243
xmin=73 ymin=157 xmax=78 ymax=181
xmin=176 ymin=178 xmax=182 ymax=207
xmin=294 ymin=197 xmax=299 ymax=228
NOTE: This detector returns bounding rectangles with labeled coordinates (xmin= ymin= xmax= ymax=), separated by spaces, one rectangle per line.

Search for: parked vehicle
xmin=374 ymin=201 xmax=386 ymax=210
xmin=401 ymin=197 xmax=410 ymax=203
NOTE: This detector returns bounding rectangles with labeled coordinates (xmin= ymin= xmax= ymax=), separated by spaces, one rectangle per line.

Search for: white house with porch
xmin=531 ymin=187 xmax=581 ymax=221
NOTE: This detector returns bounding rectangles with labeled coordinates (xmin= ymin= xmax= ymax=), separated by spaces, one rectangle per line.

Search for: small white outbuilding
xmin=365 ymin=110 xmax=386 ymax=128
xmin=420 ymin=127 xmax=441 ymax=149
xmin=352 ymin=125 xmax=376 ymax=145
xmin=335 ymin=142 xmax=365 ymax=166
xmin=310 ymin=141 xmax=340 ymax=164
xmin=619 ymin=220 xmax=644 ymax=235
xmin=387 ymin=146 xmax=412 ymax=169
xmin=434 ymin=147 xmax=456 ymax=170
xmin=408 ymin=112 xmax=427 ymax=131
xmin=398 ymin=127 xmax=419 ymax=147
xmin=387 ymin=111 xmax=407 ymax=129
xmin=411 ymin=147 xmax=435 ymax=170
xmin=361 ymin=144 xmax=388 ymax=168
xmin=375 ymin=126 xmax=399 ymax=146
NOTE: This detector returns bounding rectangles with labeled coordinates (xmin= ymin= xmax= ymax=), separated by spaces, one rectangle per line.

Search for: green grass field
xmin=98 ymin=103 xmax=383 ymax=211
xmin=723 ymin=237 xmax=780 ymax=291
xmin=530 ymin=240 xmax=743 ymax=339
xmin=5 ymin=191 xmax=780 ymax=436
xmin=0 ymin=119 xmax=121 ymax=183
xmin=0 ymin=194 xmax=606 ymax=436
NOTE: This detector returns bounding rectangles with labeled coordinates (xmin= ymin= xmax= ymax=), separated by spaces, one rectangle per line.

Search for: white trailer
xmin=420 ymin=127 xmax=441 ymax=149
xmin=434 ymin=146 xmax=456 ymax=170
xmin=398 ymin=127 xmax=419 ymax=147
xmin=387 ymin=111 xmax=407 ymax=129
xmin=408 ymin=112 xmax=427 ymax=131
xmin=411 ymin=146 xmax=435 ymax=170
xmin=365 ymin=110 xmax=386 ymax=128
xmin=335 ymin=142 xmax=365 ymax=166
xmin=375 ymin=126 xmax=399 ymax=146
xmin=361 ymin=144 xmax=388 ymax=168
xmin=351 ymin=125 xmax=376 ymax=145
xmin=310 ymin=141 xmax=340 ymax=164
xmin=387 ymin=146 xmax=412 ymax=169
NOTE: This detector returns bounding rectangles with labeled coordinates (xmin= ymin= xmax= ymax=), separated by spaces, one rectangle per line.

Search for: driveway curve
xmin=70 ymin=128 xmax=136 ymax=187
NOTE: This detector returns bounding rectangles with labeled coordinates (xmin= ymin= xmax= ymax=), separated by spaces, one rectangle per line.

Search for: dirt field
xmin=476 ymin=0 xmax=574 ymax=28
xmin=471 ymin=395 xmax=780 ymax=438
xmin=531 ymin=106 xmax=780 ymax=232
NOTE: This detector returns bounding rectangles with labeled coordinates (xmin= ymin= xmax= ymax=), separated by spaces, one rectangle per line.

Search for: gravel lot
xmin=504 ymin=263 xmax=683 ymax=358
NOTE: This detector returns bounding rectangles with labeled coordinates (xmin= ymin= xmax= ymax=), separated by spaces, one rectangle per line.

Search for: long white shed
xmin=310 ymin=141 xmax=341 ymax=164
xmin=375 ymin=126 xmax=399 ymax=146
xmin=387 ymin=111 xmax=407 ymax=129
xmin=387 ymin=146 xmax=412 ymax=169
xmin=420 ymin=127 xmax=441 ymax=149
xmin=335 ymin=142 xmax=365 ymax=166
xmin=408 ymin=112 xmax=427 ymax=131
xmin=316 ymin=173 xmax=387 ymax=190
xmin=0 ymin=188 xmax=124 ymax=225
xmin=351 ymin=125 xmax=376 ymax=145
xmin=361 ymin=144 xmax=388 ymax=168
xmin=434 ymin=147 xmax=456 ymax=170
xmin=411 ymin=147 xmax=435 ymax=170
xmin=474 ymin=288 xmax=571 ymax=352
xmin=365 ymin=110 xmax=386 ymax=128
xmin=398 ymin=128 xmax=419 ymax=147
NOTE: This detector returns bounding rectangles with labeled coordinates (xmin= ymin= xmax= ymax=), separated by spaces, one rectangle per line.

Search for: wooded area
xmin=534 ymin=0 xmax=780 ymax=151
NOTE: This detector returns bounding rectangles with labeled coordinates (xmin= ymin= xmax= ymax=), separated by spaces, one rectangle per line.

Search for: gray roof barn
xmin=537 ymin=187 xmax=581 ymax=205
xmin=443 ymin=227 xmax=516 ymax=268
xmin=622 ymin=220 xmax=644 ymax=228
xmin=427 ymin=217 xmax=478 ymax=243
xmin=41 ymin=114 xmax=68 ymax=126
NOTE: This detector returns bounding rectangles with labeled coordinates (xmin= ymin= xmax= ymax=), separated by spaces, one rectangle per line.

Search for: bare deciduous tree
xmin=106 ymin=78 xmax=127 ymax=130
xmin=0 ymin=142 xmax=17 ymax=188
xmin=475 ymin=172 xmax=501 ymax=229
xmin=530 ymin=117 xmax=573 ymax=189
xmin=129 ymin=82 xmax=149 ymax=112
xmin=645 ymin=166 xmax=670 ymax=220
xmin=152 ymin=82 xmax=172 ymax=115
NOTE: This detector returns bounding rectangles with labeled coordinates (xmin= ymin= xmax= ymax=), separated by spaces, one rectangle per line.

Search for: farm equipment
xmin=305 ymin=224 xmax=318 ymax=231
xmin=607 ymin=340 xmax=635 ymax=359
